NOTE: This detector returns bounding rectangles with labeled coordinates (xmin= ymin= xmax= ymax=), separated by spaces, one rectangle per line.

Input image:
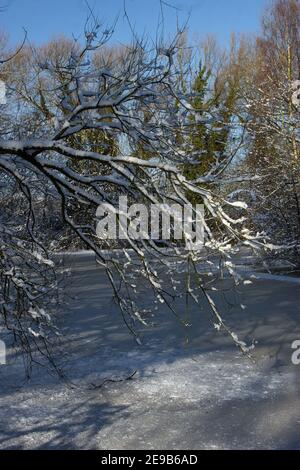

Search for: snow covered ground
xmin=1 ymin=252 xmax=300 ymax=450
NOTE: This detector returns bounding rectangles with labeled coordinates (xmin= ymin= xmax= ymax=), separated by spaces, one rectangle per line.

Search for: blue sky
xmin=1 ymin=0 xmax=268 ymax=47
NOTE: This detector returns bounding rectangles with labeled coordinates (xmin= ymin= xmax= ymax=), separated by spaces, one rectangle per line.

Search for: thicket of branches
xmin=0 ymin=0 xmax=299 ymax=371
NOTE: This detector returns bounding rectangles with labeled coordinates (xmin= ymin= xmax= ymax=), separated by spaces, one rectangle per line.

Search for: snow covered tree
xmin=181 ymin=35 xmax=246 ymax=210
xmin=243 ymin=0 xmax=300 ymax=249
xmin=0 ymin=19 xmax=267 ymax=371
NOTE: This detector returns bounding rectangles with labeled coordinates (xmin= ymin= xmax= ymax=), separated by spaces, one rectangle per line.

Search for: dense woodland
xmin=1 ymin=1 xmax=300 ymax=248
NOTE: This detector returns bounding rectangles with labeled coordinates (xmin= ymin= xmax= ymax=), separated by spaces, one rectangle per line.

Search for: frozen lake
xmin=0 ymin=252 xmax=300 ymax=450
